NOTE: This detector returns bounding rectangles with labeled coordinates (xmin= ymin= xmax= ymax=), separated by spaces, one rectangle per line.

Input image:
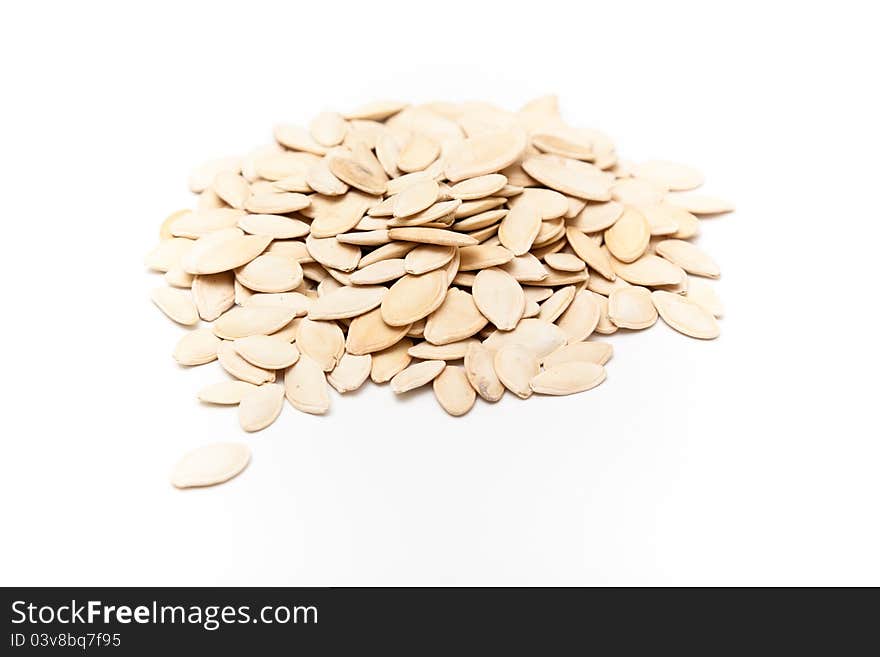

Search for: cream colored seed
xmin=238 ymin=384 xmax=285 ymax=432
xmin=171 ymin=443 xmax=250 ymax=489
xmin=153 ymin=96 xmax=732 ymax=442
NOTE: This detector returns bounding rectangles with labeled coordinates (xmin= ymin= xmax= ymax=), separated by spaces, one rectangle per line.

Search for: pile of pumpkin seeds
xmin=149 ymin=97 xmax=731 ymax=485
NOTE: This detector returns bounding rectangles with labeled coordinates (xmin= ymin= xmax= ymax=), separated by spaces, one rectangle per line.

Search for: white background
xmin=2 ymin=1 xmax=878 ymax=586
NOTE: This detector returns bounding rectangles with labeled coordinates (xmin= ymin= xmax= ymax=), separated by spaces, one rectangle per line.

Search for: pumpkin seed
xmin=217 ymin=341 xmax=275 ymax=385
xmin=556 ymin=290 xmax=601 ymax=343
xmin=433 ymin=366 xmax=476 ymax=416
xmin=328 ymin=353 xmax=372 ymax=393
xmin=171 ymin=443 xmax=250 ymax=489
xmin=152 ymin=287 xmax=199 ymax=325
xmin=530 ymin=362 xmax=606 ymax=395
xmin=233 ymin=335 xmax=300 ymax=369
xmin=655 ymin=239 xmax=720 ymax=278
xmin=390 ymin=359 xmax=446 ymax=393
xmin=307 ymin=285 xmax=387 ymax=320
xmin=408 ymin=338 xmax=479 ymax=360
xmin=542 ymin=341 xmax=613 ymax=368
xmin=494 ymin=344 xmax=540 ymax=399
xmin=652 ymin=290 xmax=721 ymax=339
xmin=285 ymin=355 xmax=330 ymax=414
xmin=405 ymin=244 xmax=457 ymax=274
xmin=198 ymin=381 xmax=258 ymax=405
xmin=239 ymin=384 xmax=285 ymax=432
xmin=370 ymin=339 xmax=413 ymax=383
xmin=381 ymin=270 xmax=448 ymax=326
xmin=607 ymin=286 xmax=658 ymax=329
xmin=686 ymin=279 xmax=724 ymax=317
xmin=296 ymin=318 xmax=345 ymax=371
xmin=389 ymin=227 xmax=478 ymax=247
xmin=214 ymin=305 xmax=297 ymax=339
xmin=472 ymin=267 xmax=524 ymax=330
xmin=398 ymin=133 xmax=440 ymax=173
xmin=349 ymin=259 xmax=407 ymax=284
xmin=445 ymin=128 xmax=527 ymax=182
xmin=632 ymin=160 xmax=703 ymax=190
xmin=173 ymin=328 xmax=220 ymax=365
xmin=604 ymin=207 xmax=650 ymax=263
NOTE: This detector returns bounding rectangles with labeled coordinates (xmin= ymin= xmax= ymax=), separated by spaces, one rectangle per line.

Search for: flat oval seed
xmin=328 ymin=155 xmax=387 ymax=195
xmin=611 ymin=254 xmax=685 ymax=287
xmin=239 ymin=214 xmax=310 ymax=239
xmin=544 ymin=252 xmax=585 ymax=272
xmin=235 ymin=254 xmax=303 ymax=293
xmin=655 ymin=239 xmax=721 ymax=278
xmin=188 ymin=156 xmax=241 ymax=193
xmin=328 ymin=353 xmax=372 ymax=393
xmin=392 ymin=178 xmax=440 ymax=218
xmin=686 ymin=280 xmax=724 ymax=317
xmin=346 ymin=307 xmax=412 ymax=355
xmin=170 ymin=209 xmax=246 ymax=238
xmin=433 ymin=366 xmax=476 ymax=416
xmin=449 ymin=174 xmax=508 ymax=200
xmin=244 ymin=192 xmax=311 ymax=214
xmin=445 ymin=129 xmax=527 ymax=182
xmin=173 ymin=328 xmax=220 ymax=365
xmin=568 ymin=201 xmax=624 ymax=232
xmin=213 ymin=171 xmax=250 ymax=209
xmin=424 ymin=288 xmax=488 ymax=345
xmin=171 ymin=443 xmax=250 ymax=489
xmin=285 ymin=355 xmax=330 ymax=414
xmin=501 ymin=253 xmax=549 ymax=282
xmin=498 ymin=202 xmax=541 ymax=256
xmin=310 ymin=111 xmax=347 ymax=147
xmin=542 ymin=342 xmax=613 ymax=368
xmin=604 ymin=207 xmax=650 ymax=263
xmin=651 ymin=290 xmax=721 ymax=339
xmin=632 ymin=160 xmax=704 ymax=190
xmin=494 ymin=344 xmax=539 ymax=399
xmin=151 ymin=287 xmax=199 ymax=325
xmin=238 ymin=384 xmax=284 ymax=432
xmin=522 ymin=155 xmax=612 ymax=201
xmin=198 ymin=381 xmax=258 ymax=405
xmin=305 ymin=234 xmax=361 ymax=272
xmin=408 ymin=338 xmax=479 ymax=360
xmin=214 ymin=306 xmax=297 ymax=339
xmin=556 ymin=290 xmax=601 ymax=343
xmin=390 ymin=360 xmax=446 ymax=393
xmin=296 ymin=318 xmax=345 ymax=371
xmin=458 ymin=245 xmax=515 ymax=271
xmin=607 ymin=286 xmax=658 ymax=329
xmin=464 ymin=342 xmax=504 ymax=402
xmin=233 ymin=335 xmax=300 ymax=369
xmin=370 ymin=339 xmax=413 ymax=383
xmin=472 ymin=268 xmax=524 ymax=330
xmin=530 ymin=362 xmax=606 ymax=395
xmin=336 ymin=230 xmax=389 ymax=247
xmin=389 ymin=227 xmax=478 ymax=247
xmin=217 ymin=341 xmax=275 ymax=385
xmin=664 ymin=193 xmax=735 ymax=215
xmin=381 ymin=270 xmax=448 ymax=327
xmin=145 ymin=236 xmax=195 ymax=272
xmin=185 ymin=234 xmax=272 ymax=275
xmin=483 ymin=318 xmax=567 ymax=359
xmin=397 ymin=134 xmax=440 ymax=173
xmin=349 ymin=259 xmax=407 ymax=285
xmin=405 ymin=244 xmax=457 ymax=275
xmin=307 ymin=285 xmax=387 ymax=320
xmin=537 ymin=286 xmax=576 ymax=322
xmin=610 ymin=178 xmax=665 ymax=206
